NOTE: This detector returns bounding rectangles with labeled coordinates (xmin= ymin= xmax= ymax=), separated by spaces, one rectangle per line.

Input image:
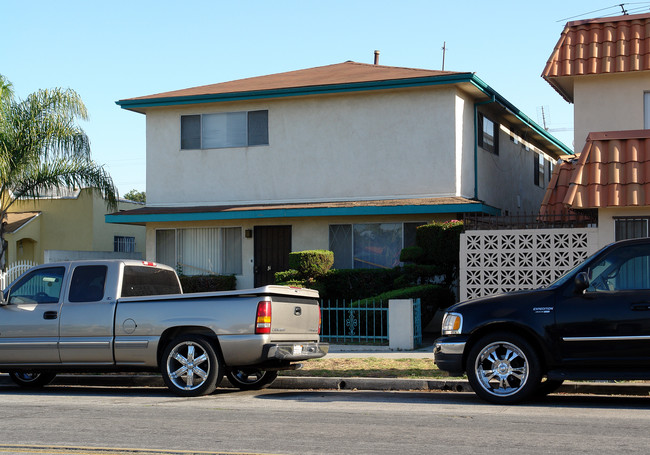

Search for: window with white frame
xmin=534 ymin=153 xmax=546 ymax=188
xmin=181 ymin=110 xmax=268 ymax=150
xmin=478 ymin=113 xmax=499 ymax=155
xmin=329 ymin=222 xmax=425 ymax=270
xmin=155 ymin=227 xmax=242 ymax=275
xmin=114 ymin=236 xmax=136 ymax=253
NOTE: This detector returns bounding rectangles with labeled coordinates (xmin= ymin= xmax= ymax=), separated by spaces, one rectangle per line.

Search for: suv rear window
xmin=121 ymin=266 xmax=181 ymax=297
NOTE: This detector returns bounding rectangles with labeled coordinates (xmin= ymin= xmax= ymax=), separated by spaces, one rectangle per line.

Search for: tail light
xmin=255 ymin=300 xmax=272 ymax=334
xmin=318 ymin=306 xmax=322 ymax=335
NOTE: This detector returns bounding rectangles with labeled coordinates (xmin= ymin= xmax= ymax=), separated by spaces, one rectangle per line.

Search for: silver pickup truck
xmin=0 ymin=260 xmax=327 ymax=396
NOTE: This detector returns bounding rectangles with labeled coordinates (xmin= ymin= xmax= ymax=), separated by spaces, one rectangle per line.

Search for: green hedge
xmin=363 ymin=284 xmax=456 ymax=329
xmin=316 ymin=268 xmax=402 ymax=300
xmin=288 ymin=250 xmax=334 ymax=278
xmin=180 ymin=275 xmax=237 ymax=293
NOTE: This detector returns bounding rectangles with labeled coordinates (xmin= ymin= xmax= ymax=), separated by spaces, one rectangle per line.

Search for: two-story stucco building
xmin=108 ymin=61 xmax=571 ymax=289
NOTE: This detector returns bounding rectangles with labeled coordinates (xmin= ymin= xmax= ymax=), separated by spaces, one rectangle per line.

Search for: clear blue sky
xmin=3 ymin=1 xmax=645 ymax=196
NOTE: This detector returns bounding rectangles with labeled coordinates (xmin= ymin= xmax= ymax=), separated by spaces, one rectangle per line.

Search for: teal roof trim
xmin=105 ymin=202 xmax=500 ymax=224
xmin=116 ymin=73 xmax=475 ymax=109
xmin=117 ymin=72 xmax=572 ymax=155
xmin=468 ymin=75 xmax=573 ymax=155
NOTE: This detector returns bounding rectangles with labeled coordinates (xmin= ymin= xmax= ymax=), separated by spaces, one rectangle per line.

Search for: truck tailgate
xmin=270 ymin=296 xmax=320 ymax=336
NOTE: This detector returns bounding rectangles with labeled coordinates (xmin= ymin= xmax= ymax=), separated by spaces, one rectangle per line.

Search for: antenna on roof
xmin=441 ymin=42 xmax=447 ymax=71
xmin=619 ymin=3 xmax=628 ymax=14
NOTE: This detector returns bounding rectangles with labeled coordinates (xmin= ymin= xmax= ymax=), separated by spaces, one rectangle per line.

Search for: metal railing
xmin=463 ymin=212 xmax=597 ymax=231
xmin=320 ymin=299 xmax=389 ymax=344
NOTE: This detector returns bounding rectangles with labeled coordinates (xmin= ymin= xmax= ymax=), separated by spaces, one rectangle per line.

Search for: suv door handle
xmin=43 ymin=311 xmax=58 ymax=320
xmin=631 ymin=303 xmax=650 ymax=311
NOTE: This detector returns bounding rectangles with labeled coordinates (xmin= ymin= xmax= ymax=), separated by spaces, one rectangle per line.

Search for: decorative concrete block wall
xmin=460 ymin=228 xmax=599 ymax=301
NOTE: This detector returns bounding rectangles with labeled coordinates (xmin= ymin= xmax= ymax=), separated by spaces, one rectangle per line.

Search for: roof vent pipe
xmin=374 ymin=50 xmax=380 ymax=65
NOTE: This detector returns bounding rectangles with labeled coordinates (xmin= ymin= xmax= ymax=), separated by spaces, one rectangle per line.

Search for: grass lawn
xmin=279 ymin=357 xmax=459 ymax=379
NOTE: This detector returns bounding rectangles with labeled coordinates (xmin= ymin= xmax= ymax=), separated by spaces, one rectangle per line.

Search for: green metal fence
xmin=320 ymin=299 xmax=389 ymax=344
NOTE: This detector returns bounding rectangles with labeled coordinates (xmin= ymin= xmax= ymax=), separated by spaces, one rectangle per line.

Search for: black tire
xmin=466 ymin=332 xmax=542 ymax=404
xmin=8 ymin=371 xmax=56 ymax=388
xmin=160 ymin=334 xmax=222 ymax=397
xmin=226 ymin=368 xmax=278 ymax=390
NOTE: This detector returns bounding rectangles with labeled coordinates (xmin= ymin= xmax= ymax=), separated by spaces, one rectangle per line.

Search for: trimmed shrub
xmin=416 ymin=220 xmax=463 ymax=266
xmin=399 ymin=246 xmax=424 ymax=263
xmin=316 ymin=268 xmax=401 ymax=300
xmin=363 ymin=284 xmax=456 ymax=330
xmin=288 ymin=250 xmax=334 ymax=279
xmin=180 ymin=275 xmax=237 ymax=293
xmin=275 ymin=269 xmax=300 ymax=283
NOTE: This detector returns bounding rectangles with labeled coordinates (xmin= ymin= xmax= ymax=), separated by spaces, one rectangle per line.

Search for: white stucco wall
xmin=474 ymin=113 xmax=552 ymax=215
xmin=573 ymin=72 xmax=650 ymax=148
xmin=144 ymin=87 xmax=460 ymax=207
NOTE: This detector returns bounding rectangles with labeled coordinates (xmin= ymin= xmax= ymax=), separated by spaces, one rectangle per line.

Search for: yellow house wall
xmin=9 ymin=189 xmax=145 ymax=264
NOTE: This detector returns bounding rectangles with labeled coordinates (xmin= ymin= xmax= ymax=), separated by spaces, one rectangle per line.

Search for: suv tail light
xmin=255 ymin=300 xmax=272 ymax=334
xmin=318 ymin=306 xmax=322 ymax=335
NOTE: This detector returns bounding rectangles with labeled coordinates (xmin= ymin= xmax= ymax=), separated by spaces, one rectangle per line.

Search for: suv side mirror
xmin=575 ymin=272 xmax=590 ymax=294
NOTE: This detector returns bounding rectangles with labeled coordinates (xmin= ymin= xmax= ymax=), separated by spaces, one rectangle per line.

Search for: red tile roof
xmin=540 ymin=130 xmax=650 ymax=215
xmin=122 ymin=61 xmax=461 ymax=102
xmin=542 ymin=12 xmax=650 ymax=101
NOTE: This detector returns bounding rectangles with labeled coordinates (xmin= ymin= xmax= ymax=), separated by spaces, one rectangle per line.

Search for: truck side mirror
xmin=574 ymin=272 xmax=590 ymax=294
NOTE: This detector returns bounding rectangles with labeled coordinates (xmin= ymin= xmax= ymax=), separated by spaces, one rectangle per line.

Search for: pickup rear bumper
xmin=263 ymin=342 xmax=329 ymax=361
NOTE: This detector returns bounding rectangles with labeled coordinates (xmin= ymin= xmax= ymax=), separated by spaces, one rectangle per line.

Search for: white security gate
xmin=460 ymin=228 xmax=599 ymax=301
xmin=0 ymin=260 xmax=37 ymax=289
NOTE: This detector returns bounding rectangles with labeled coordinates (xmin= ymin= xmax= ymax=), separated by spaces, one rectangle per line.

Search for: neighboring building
xmin=541 ymin=12 xmax=650 ymax=248
xmin=5 ymin=188 xmax=145 ymax=265
xmin=109 ymin=61 xmax=571 ymax=289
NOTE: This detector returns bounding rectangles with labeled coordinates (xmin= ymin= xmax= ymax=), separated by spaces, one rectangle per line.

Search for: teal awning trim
xmin=105 ymin=202 xmax=500 ymax=224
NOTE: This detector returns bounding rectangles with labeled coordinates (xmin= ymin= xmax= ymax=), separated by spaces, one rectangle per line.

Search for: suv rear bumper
xmin=434 ymin=336 xmax=468 ymax=375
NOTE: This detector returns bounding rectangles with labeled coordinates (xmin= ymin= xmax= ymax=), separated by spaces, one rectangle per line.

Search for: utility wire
xmin=557 ymin=2 xmax=650 ymax=22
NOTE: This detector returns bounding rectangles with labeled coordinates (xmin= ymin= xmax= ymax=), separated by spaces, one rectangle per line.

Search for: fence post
xmin=388 ymin=299 xmax=414 ymax=350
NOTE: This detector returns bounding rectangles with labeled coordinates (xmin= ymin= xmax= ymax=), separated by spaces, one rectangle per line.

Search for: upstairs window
xmin=478 ymin=113 xmax=499 ymax=155
xmin=181 ymin=110 xmax=268 ymax=150
xmin=534 ymin=153 xmax=547 ymax=188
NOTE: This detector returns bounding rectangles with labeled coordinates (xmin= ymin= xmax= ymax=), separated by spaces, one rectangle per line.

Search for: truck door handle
xmin=43 ymin=311 xmax=58 ymax=320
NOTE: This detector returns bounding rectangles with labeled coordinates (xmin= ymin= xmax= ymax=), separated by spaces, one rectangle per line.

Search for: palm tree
xmin=0 ymin=75 xmax=118 ymax=268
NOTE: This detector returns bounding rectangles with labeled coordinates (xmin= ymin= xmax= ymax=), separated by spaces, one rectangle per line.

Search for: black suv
xmin=434 ymin=238 xmax=650 ymax=404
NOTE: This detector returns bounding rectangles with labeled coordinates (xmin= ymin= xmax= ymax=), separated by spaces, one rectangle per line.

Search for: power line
xmin=557 ymin=2 xmax=650 ymax=22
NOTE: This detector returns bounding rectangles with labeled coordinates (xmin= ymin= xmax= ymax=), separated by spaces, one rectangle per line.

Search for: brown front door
xmin=254 ymin=225 xmax=292 ymax=287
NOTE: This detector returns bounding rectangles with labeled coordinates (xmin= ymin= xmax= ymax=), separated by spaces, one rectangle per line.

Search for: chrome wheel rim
xmin=231 ymin=369 xmax=266 ymax=385
xmin=14 ymin=372 xmax=42 ymax=383
xmin=166 ymin=341 xmax=210 ymax=391
xmin=475 ymin=341 xmax=529 ymax=397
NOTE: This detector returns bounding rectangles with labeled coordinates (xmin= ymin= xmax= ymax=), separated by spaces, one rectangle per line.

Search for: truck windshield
xmin=121 ymin=266 xmax=181 ymax=297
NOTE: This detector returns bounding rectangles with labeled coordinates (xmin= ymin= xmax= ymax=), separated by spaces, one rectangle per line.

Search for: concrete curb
xmin=1 ymin=374 xmax=648 ymax=396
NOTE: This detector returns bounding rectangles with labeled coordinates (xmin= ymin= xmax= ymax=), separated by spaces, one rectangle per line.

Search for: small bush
xmin=275 ymin=269 xmax=300 ymax=283
xmin=399 ymin=246 xmax=424 ymax=263
xmin=180 ymin=275 xmax=237 ymax=293
xmin=364 ymin=284 xmax=456 ymax=331
xmin=288 ymin=250 xmax=334 ymax=279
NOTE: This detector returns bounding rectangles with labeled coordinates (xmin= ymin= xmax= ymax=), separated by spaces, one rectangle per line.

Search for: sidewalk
xmin=1 ymin=344 xmax=649 ymax=397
